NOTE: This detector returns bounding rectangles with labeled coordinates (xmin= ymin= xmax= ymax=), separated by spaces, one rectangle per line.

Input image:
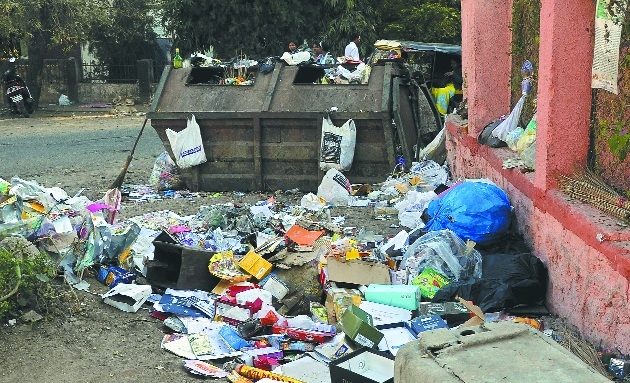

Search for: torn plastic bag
xmin=432 ymin=252 xmax=548 ymax=312
xmin=423 ymin=180 xmax=512 ymax=245
xmin=102 ymin=222 xmax=141 ymax=264
xmin=401 ymin=229 xmax=482 ymax=283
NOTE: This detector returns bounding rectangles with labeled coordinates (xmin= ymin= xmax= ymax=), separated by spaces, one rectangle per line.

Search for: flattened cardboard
xmin=327 ymin=257 xmax=391 ymax=285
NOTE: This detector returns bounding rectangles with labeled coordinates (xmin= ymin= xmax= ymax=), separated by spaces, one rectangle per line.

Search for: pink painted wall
xmin=535 ymin=1 xmax=594 ymax=190
xmin=453 ymin=0 xmax=630 ymax=354
xmin=461 ymin=0 xmax=512 ymax=136
xmin=445 ymin=125 xmax=630 ymax=354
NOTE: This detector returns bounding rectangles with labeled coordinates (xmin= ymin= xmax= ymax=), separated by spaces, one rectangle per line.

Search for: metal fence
xmin=81 ymin=61 xmax=168 ymax=83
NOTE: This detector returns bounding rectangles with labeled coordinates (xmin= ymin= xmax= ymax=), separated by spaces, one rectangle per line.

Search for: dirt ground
xmin=0 ymin=107 xmax=406 ymax=383
xmin=0 ymin=106 xmax=619 ymax=382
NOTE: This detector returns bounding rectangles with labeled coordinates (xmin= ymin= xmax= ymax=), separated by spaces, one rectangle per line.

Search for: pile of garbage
xmin=2 ymin=160 xmax=623 ymax=382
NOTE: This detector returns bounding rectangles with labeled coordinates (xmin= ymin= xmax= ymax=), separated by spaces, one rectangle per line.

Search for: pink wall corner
xmin=461 ymin=0 xmax=513 ymax=136
xmin=534 ymin=0 xmax=595 ymax=190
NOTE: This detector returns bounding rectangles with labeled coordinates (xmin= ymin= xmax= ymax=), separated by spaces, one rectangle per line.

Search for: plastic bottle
xmin=173 ymin=48 xmax=183 ymax=69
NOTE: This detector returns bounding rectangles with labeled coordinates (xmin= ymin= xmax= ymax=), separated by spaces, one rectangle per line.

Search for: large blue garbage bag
xmin=424 ymin=181 xmax=512 ymax=244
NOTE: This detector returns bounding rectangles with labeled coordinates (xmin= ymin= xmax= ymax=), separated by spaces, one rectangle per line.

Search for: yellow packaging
xmin=238 ymin=250 xmax=272 ymax=280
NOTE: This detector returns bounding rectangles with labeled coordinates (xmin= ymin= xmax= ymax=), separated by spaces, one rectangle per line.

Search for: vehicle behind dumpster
xmin=148 ymin=41 xmax=461 ymax=192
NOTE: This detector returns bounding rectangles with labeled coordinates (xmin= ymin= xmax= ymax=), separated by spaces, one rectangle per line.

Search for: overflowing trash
xmin=479 ymin=60 xmax=538 ymax=172
xmin=0 ymin=155 xmax=621 ymax=382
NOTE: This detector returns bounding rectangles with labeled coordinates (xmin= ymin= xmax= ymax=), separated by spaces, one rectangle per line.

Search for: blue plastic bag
xmin=424 ymin=181 xmax=512 ymax=244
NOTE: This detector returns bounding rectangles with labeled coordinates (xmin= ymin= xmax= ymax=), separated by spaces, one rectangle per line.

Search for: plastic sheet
xmin=424 ymin=180 xmax=512 ymax=244
xmin=432 ymin=252 xmax=548 ymax=312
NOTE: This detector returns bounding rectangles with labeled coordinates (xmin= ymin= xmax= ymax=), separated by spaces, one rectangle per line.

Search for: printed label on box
xmin=354 ymin=333 xmax=375 ymax=348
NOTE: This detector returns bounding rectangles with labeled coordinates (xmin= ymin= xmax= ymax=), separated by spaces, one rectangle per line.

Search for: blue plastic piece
xmin=425 ymin=181 xmax=512 ymax=244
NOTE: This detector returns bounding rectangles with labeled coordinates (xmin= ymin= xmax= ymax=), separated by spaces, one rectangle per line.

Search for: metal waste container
xmin=148 ymin=61 xmax=427 ymax=191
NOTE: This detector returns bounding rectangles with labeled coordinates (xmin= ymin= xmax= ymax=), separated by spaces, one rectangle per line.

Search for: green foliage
xmin=0 ymin=246 xmax=56 ymax=320
xmin=0 ymin=0 xmax=110 ymax=54
xmin=377 ymin=0 xmax=461 ymax=44
xmin=511 ymin=0 xmax=540 ymax=125
xmin=160 ymin=0 xmax=325 ymax=59
xmin=607 ymin=123 xmax=630 ymax=162
xmin=319 ymin=0 xmax=380 ymax=59
xmin=158 ymin=0 xmax=461 ymax=60
xmin=86 ymin=0 xmax=160 ymax=65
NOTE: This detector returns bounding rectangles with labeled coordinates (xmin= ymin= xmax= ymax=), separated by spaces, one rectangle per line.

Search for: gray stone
xmin=395 ymin=321 xmax=610 ymax=383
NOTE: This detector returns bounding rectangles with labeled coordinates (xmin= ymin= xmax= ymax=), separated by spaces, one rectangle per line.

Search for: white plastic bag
xmin=319 ymin=116 xmax=356 ymax=171
xmin=317 ymin=168 xmax=352 ymax=206
xmin=165 ymin=114 xmax=207 ymax=169
xmin=491 ymin=94 xmax=526 ymax=141
xmin=58 ymin=94 xmax=72 ymax=106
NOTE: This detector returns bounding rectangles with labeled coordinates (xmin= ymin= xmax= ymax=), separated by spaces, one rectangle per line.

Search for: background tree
xmin=317 ymin=0 xmax=380 ymax=60
xmin=86 ymin=0 xmax=161 ymax=83
xmin=377 ymin=0 xmax=461 ymax=44
xmin=160 ymin=0 xmax=325 ymax=59
xmin=159 ymin=0 xmax=460 ymax=61
xmin=0 ymin=0 xmax=109 ymax=106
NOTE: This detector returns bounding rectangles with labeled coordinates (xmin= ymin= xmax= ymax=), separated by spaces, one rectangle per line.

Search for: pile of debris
xmin=0 ymin=160 xmax=623 ymax=382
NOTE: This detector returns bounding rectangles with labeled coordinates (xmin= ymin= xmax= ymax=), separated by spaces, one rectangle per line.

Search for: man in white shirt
xmin=344 ymin=32 xmax=361 ymax=61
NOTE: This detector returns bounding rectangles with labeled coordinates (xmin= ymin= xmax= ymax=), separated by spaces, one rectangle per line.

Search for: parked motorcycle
xmin=3 ymin=58 xmax=34 ymax=118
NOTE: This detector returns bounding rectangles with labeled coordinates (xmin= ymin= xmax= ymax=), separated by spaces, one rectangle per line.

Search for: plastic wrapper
xmin=520 ymin=140 xmax=536 ymax=169
xmin=149 ymin=151 xmax=183 ymax=191
xmin=515 ymin=112 xmax=537 ymax=152
xmin=0 ymin=178 xmax=10 ymax=195
xmin=410 ymin=160 xmax=449 ymax=188
xmin=401 ymin=229 xmax=482 ymax=283
xmin=505 ymin=127 xmax=524 ymax=151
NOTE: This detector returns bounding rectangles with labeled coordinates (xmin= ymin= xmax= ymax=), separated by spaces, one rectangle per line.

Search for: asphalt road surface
xmin=0 ymin=110 xmax=165 ymax=200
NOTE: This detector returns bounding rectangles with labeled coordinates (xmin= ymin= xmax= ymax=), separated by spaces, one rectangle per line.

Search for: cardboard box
xmin=376 ymin=323 xmax=417 ymax=356
xmin=327 ymin=257 xmax=391 ymax=285
xmin=147 ymin=231 xmax=218 ymax=291
xmin=329 ymin=348 xmax=394 ymax=383
xmin=405 ymin=315 xmax=449 ymax=336
xmin=238 ymin=250 xmax=272 ymax=280
xmin=338 ymin=305 xmax=384 ymax=349
xmin=364 ymin=284 xmax=420 ymax=310
xmin=325 ymin=286 xmax=362 ymax=325
xmin=418 ymin=301 xmax=471 ymax=325
xmin=102 ymin=283 xmax=151 ymax=313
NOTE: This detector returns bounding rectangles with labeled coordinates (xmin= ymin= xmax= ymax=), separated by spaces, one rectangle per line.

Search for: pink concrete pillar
xmin=534 ymin=0 xmax=594 ymax=190
xmin=461 ymin=0 xmax=513 ymax=136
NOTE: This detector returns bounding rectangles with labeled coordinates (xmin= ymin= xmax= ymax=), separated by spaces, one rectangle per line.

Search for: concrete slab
xmin=395 ymin=321 xmax=610 ymax=383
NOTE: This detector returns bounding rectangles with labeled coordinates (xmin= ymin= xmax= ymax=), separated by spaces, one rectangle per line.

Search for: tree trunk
xmin=25 ymin=5 xmax=53 ymax=109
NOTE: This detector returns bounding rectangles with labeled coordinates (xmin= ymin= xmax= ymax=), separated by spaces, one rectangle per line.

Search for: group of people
xmin=285 ymin=32 xmax=363 ymax=65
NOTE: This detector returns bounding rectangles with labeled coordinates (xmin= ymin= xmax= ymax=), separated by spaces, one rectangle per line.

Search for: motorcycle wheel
xmin=16 ymin=102 xmax=30 ymax=118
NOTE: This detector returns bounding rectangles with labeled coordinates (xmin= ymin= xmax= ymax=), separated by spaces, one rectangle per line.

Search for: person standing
xmin=344 ymin=32 xmax=361 ymax=61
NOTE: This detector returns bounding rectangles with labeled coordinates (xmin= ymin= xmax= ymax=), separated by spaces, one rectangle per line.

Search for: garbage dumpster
xmin=147 ymin=55 xmax=449 ymax=192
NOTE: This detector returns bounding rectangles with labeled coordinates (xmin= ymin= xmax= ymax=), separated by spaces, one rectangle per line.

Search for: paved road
xmin=0 ymin=110 xmax=166 ymax=199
